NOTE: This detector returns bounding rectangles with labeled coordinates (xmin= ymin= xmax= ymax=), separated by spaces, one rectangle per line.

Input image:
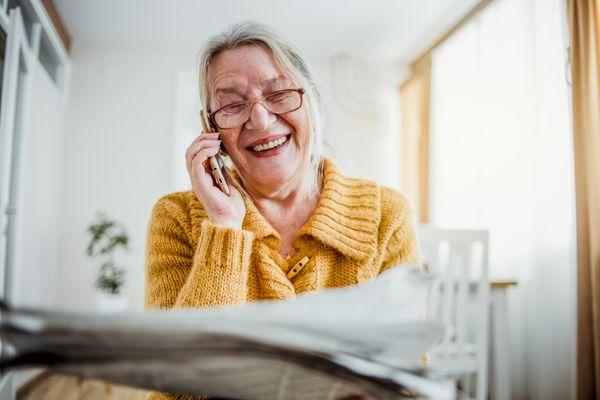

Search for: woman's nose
xmin=245 ymin=101 xmax=276 ymax=131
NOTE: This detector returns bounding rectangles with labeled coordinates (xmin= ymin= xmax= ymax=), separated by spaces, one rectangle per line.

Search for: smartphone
xmin=200 ymin=110 xmax=230 ymax=196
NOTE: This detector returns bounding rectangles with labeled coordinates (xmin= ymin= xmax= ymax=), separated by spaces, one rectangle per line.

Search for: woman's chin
xmin=250 ymin=166 xmax=298 ymax=190
xmin=245 ymin=160 xmax=302 ymax=193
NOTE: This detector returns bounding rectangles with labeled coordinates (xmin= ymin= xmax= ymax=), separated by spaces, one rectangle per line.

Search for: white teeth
xmin=252 ymin=136 xmax=288 ymax=152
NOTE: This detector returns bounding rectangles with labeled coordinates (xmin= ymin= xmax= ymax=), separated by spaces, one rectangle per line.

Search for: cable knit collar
xmin=187 ymin=158 xmax=381 ymax=261
xmin=242 ymin=158 xmax=381 ymax=261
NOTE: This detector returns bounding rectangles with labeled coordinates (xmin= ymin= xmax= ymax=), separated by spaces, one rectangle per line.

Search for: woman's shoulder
xmin=322 ymin=159 xmax=412 ymax=221
xmin=150 ymin=190 xmax=208 ymax=223
xmin=152 ymin=189 xmax=193 ymax=211
xmin=335 ymin=175 xmax=410 ymax=211
xmin=379 ymin=186 xmax=412 ymax=216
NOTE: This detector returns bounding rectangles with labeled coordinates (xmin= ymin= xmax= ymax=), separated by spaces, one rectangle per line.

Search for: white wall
xmin=56 ymin=42 xmax=188 ymax=311
xmin=56 ymin=41 xmax=405 ymax=311
xmin=312 ymin=56 xmax=405 ymax=189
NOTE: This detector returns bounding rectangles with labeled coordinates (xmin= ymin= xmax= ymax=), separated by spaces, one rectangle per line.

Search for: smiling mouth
xmin=248 ymin=134 xmax=291 ymax=153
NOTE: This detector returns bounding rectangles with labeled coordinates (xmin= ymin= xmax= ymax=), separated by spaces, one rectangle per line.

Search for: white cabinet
xmin=0 ymin=0 xmax=70 ymax=307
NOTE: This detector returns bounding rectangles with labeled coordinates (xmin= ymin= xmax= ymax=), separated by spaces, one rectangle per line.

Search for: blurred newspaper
xmin=0 ymin=266 xmax=455 ymax=399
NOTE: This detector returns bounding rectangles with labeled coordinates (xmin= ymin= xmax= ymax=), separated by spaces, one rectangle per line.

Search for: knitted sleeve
xmin=378 ymin=187 xmax=420 ymax=273
xmin=145 ymin=194 xmax=255 ymax=309
xmin=146 ymin=391 xmax=202 ymax=400
xmin=144 ymin=194 xmax=254 ymax=400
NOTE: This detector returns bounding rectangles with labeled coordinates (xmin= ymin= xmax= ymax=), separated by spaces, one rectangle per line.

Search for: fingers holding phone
xmin=185 ymin=133 xmax=245 ymax=230
xmin=198 ymin=110 xmax=231 ymax=196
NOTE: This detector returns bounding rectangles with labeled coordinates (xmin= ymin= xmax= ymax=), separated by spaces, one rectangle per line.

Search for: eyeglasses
xmin=209 ymin=88 xmax=305 ymax=130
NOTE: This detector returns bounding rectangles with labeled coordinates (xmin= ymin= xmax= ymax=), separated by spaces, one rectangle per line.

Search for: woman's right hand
xmin=186 ymin=133 xmax=246 ymax=230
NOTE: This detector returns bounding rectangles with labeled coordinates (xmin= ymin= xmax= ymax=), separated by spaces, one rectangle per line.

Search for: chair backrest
xmin=417 ymin=226 xmax=490 ymax=358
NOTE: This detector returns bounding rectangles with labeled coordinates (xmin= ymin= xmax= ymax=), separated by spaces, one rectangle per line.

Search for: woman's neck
xmin=254 ymin=187 xmax=318 ymax=256
xmin=247 ymin=169 xmax=320 ymax=245
xmin=253 ymin=185 xmax=314 ymax=219
xmin=242 ymin=158 xmax=317 ymax=203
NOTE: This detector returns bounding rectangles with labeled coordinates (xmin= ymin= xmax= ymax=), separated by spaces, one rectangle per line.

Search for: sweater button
xmin=286 ymin=256 xmax=310 ymax=280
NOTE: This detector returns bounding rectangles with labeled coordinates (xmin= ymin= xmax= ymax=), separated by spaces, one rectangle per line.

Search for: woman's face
xmin=207 ymin=45 xmax=311 ymax=196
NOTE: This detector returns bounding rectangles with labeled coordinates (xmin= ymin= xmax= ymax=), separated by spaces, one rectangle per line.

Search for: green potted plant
xmin=86 ymin=212 xmax=129 ymax=312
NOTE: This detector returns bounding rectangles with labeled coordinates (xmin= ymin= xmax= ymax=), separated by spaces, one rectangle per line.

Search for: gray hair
xmin=197 ymin=21 xmax=323 ymax=198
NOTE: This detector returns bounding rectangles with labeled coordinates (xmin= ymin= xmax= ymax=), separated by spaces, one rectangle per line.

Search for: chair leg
xmin=465 ymin=373 xmax=472 ymax=398
xmin=477 ymin=367 xmax=488 ymax=400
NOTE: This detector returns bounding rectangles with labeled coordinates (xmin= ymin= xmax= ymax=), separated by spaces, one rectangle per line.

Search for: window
xmin=427 ymin=0 xmax=574 ymax=397
xmin=38 ymin=28 xmax=61 ymax=85
xmin=2 ymin=52 xmax=27 ymax=300
xmin=6 ymin=0 xmax=69 ymax=90
xmin=0 ymin=27 xmax=6 ymax=111
xmin=7 ymin=0 xmax=34 ymax=46
xmin=0 ymin=25 xmax=6 ymax=299
xmin=0 ymin=16 xmax=28 ymax=368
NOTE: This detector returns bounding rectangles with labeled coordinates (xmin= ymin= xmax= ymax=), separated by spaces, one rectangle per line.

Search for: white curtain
xmin=428 ymin=0 xmax=575 ymax=398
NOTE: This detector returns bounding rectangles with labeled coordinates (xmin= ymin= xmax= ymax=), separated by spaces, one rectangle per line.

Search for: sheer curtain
xmin=428 ymin=0 xmax=575 ymax=398
xmin=400 ymin=56 xmax=431 ymax=223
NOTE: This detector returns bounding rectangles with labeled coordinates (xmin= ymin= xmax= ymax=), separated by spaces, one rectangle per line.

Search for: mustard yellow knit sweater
xmin=144 ymin=158 xmax=419 ymax=400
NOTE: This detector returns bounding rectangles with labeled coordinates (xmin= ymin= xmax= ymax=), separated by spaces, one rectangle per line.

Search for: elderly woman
xmin=145 ymin=21 xmax=419 ymax=399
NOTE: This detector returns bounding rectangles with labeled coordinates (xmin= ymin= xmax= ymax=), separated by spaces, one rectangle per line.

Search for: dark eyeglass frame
xmin=208 ymin=88 xmax=305 ymax=130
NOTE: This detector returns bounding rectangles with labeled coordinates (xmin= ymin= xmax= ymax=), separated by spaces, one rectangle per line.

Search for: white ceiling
xmin=53 ymin=0 xmax=480 ymax=63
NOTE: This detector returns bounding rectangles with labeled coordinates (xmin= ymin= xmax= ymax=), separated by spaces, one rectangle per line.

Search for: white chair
xmin=417 ymin=226 xmax=490 ymax=400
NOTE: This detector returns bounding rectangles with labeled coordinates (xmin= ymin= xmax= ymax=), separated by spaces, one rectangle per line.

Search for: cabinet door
xmin=0 ymin=8 xmax=30 ymax=302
